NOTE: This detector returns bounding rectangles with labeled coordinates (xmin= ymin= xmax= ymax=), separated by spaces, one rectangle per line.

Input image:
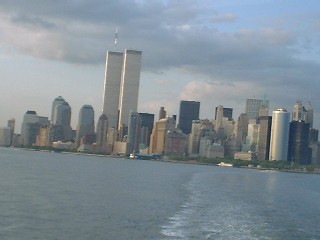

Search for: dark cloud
xmin=0 ymin=0 xmax=319 ymax=122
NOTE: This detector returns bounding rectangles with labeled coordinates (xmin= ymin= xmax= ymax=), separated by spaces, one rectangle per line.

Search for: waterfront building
xmin=7 ymin=118 xmax=15 ymax=134
xmin=149 ymin=117 xmax=176 ymax=155
xmin=310 ymin=142 xmax=320 ymax=165
xmin=234 ymin=151 xmax=256 ymax=161
xmin=164 ymin=130 xmax=188 ymax=156
xmin=178 ymin=100 xmax=200 ymax=135
xmin=102 ymin=49 xmax=142 ymax=132
xmin=269 ymin=109 xmax=290 ymax=161
xmin=51 ymin=96 xmax=66 ymax=122
xmin=199 ymin=138 xmax=224 ymax=158
xmin=21 ymin=110 xmax=40 ymax=146
xmin=188 ymin=120 xmax=202 ymax=156
xmin=52 ymin=98 xmax=72 ymax=141
xmin=0 ymin=127 xmax=12 ymax=146
xmin=242 ymin=119 xmax=260 ymax=152
xmin=288 ymin=121 xmax=311 ymax=164
xmin=238 ymin=113 xmax=249 ymax=143
xmin=214 ymin=105 xmax=224 ymax=138
xmin=309 ymin=128 xmax=318 ymax=144
xmin=256 ymin=116 xmax=272 ymax=160
xmin=7 ymin=118 xmax=15 ymax=145
xmin=35 ymin=126 xmax=51 ymax=147
xmin=139 ymin=113 xmax=154 ymax=147
xmin=76 ymin=105 xmax=95 ymax=146
xmin=96 ymin=114 xmax=108 ymax=148
xmin=127 ymin=111 xmax=141 ymax=154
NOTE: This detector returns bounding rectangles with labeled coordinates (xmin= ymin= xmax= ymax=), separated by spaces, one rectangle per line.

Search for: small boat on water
xmin=218 ymin=162 xmax=233 ymax=167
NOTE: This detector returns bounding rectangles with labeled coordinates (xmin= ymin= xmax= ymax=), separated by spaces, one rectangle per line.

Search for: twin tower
xmin=102 ymin=49 xmax=142 ymax=132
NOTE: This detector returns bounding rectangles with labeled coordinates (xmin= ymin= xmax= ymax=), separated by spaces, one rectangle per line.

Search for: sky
xmin=0 ymin=0 xmax=320 ymax=133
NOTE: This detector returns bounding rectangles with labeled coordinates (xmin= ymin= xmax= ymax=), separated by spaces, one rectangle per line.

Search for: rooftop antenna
xmin=114 ymin=27 xmax=118 ymax=51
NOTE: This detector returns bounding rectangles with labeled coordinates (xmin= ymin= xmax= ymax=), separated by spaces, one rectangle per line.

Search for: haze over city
xmin=0 ymin=1 xmax=320 ymax=131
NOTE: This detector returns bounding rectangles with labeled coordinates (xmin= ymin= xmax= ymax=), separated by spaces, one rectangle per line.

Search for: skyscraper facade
xmin=215 ymin=107 xmax=233 ymax=121
xmin=21 ymin=110 xmax=39 ymax=146
xmin=51 ymin=96 xmax=66 ymax=122
xmin=76 ymin=105 xmax=95 ymax=146
xmin=178 ymin=100 xmax=200 ymax=135
xmin=188 ymin=120 xmax=202 ymax=156
xmin=102 ymin=49 xmax=142 ymax=131
xmin=291 ymin=101 xmax=307 ymax=122
xmin=52 ymin=98 xmax=72 ymax=141
xmin=127 ymin=111 xmax=141 ymax=154
xmin=245 ymin=98 xmax=269 ymax=120
xmin=257 ymin=116 xmax=272 ymax=160
xmin=269 ymin=109 xmax=290 ymax=161
xmin=288 ymin=121 xmax=311 ymax=164
xmin=139 ymin=113 xmax=154 ymax=147
xmin=96 ymin=114 xmax=108 ymax=148
xmin=149 ymin=117 xmax=176 ymax=154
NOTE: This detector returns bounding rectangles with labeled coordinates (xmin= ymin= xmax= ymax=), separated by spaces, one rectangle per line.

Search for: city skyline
xmin=0 ymin=1 xmax=320 ymax=131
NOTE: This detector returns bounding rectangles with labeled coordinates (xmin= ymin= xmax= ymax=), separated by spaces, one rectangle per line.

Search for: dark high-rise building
xmin=178 ymin=100 xmax=200 ymax=135
xmin=215 ymin=107 xmax=233 ymax=121
xmin=76 ymin=105 xmax=95 ymax=146
xmin=139 ymin=113 xmax=154 ymax=147
xmin=21 ymin=111 xmax=39 ymax=146
xmin=127 ymin=112 xmax=141 ymax=154
xmin=96 ymin=114 xmax=108 ymax=148
xmin=257 ymin=116 xmax=272 ymax=160
xmin=309 ymin=128 xmax=319 ymax=144
xmin=288 ymin=121 xmax=311 ymax=164
xmin=159 ymin=107 xmax=166 ymax=120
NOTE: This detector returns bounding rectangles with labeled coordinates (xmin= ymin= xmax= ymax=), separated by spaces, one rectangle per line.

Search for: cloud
xmin=0 ymin=0 xmax=320 ymax=128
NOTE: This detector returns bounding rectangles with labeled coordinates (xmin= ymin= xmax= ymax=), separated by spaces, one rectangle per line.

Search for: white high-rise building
xmin=102 ymin=52 xmax=123 ymax=129
xmin=269 ymin=109 xmax=290 ymax=161
xmin=102 ymin=49 xmax=142 ymax=131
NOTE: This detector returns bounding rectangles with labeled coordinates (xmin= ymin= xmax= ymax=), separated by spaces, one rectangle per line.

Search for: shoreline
xmin=2 ymin=146 xmax=320 ymax=174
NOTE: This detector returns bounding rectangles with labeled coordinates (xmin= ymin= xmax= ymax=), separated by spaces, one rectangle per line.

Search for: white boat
xmin=218 ymin=162 xmax=233 ymax=167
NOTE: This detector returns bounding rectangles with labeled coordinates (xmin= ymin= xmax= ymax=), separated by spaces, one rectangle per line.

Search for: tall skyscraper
xmin=269 ymin=109 xmax=290 ymax=161
xmin=96 ymin=114 xmax=108 ymax=148
xmin=7 ymin=118 xmax=15 ymax=145
xmin=127 ymin=111 xmax=141 ymax=154
xmin=245 ymin=98 xmax=269 ymax=120
xmin=188 ymin=120 xmax=202 ymax=156
xmin=306 ymin=101 xmax=314 ymax=128
xmin=76 ymin=105 xmax=95 ymax=146
xmin=21 ymin=110 xmax=39 ymax=146
xmin=178 ymin=100 xmax=200 ymax=135
xmin=51 ymin=98 xmax=72 ymax=141
xmin=139 ymin=113 xmax=154 ymax=147
xmin=149 ymin=117 xmax=176 ymax=154
xmin=257 ymin=116 xmax=272 ymax=160
xmin=51 ymin=96 xmax=66 ymax=122
xmin=102 ymin=49 xmax=142 ymax=131
xmin=288 ymin=121 xmax=311 ymax=164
